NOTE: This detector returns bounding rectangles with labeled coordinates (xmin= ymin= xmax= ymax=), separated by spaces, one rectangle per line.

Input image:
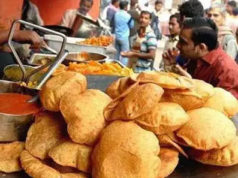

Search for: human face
xmin=155 ymin=3 xmax=162 ymax=12
xmin=207 ymin=8 xmax=224 ymax=26
xmin=79 ymin=0 xmax=93 ymax=15
xmin=139 ymin=13 xmax=151 ymax=28
xmin=169 ymin=17 xmax=180 ymax=36
xmin=176 ymin=28 xmax=200 ymax=60
xmin=226 ymin=4 xmax=233 ymax=14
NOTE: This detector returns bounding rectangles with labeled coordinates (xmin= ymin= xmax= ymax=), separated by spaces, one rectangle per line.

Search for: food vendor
xmin=61 ymin=0 xmax=99 ymax=38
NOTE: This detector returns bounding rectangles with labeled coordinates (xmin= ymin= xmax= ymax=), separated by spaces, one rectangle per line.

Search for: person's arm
xmin=128 ymin=17 xmax=134 ymax=29
xmin=0 ymin=30 xmax=44 ymax=48
xmin=225 ymin=37 xmax=238 ymax=59
xmin=60 ymin=10 xmax=72 ymax=27
xmin=121 ymin=49 xmax=155 ymax=59
xmin=0 ymin=30 xmax=9 ymax=45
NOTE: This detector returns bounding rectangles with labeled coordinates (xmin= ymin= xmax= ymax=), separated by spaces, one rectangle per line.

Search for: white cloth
xmin=60 ymin=9 xmax=97 ymax=38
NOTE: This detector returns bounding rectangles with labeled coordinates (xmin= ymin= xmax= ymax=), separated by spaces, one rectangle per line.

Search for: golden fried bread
xmin=177 ymin=108 xmax=236 ymax=150
xmin=49 ymin=140 xmax=92 ymax=173
xmin=204 ymin=87 xmax=238 ymax=118
xmin=40 ymin=71 xmax=87 ymax=111
xmin=61 ymin=173 xmax=88 ymax=178
xmin=135 ymin=105 xmax=161 ymax=134
xmin=60 ymin=89 xmax=111 ymax=145
xmin=188 ymin=137 xmax=238 ymax=166
xmin=106 ymin=83 xmax=164 ymax=121
xmin=0 ymin=141 xmax=24 ymax=173
xmin=20 ymin=150 xmax=88 ymax=178
xmin=92 ymin=121 xmax=160 ymax=178
xmin=25 ymin=112 xmax=66 ymax=160
xmin=158 ymin=134 xmax=188 ymax=158
xmin=193 ymin=79 xmax=214 ymax=99
xmin=106 ymin=76 xmax=136 ymax=99
xmin=161 ymin=79 xmax=214 ymax=111
xmin=136 ymin=102 xmax=189 ymax=135
xmin=157 ymin=148 xmax=179 ymax=178
xmin=20 ymin=150 xmax=61 ymax=178
xmin=157 ymin=102 xmax=189 ymax=134
xmin=136 ymin=71 xmax=194 ymax=89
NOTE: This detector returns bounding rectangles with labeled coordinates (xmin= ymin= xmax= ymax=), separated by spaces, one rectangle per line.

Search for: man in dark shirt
xmin=164 ymin=17 xmax=238 ymax=98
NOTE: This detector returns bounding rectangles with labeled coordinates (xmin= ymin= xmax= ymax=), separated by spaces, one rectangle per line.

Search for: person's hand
xmin=175 ymin=64 xmax=192 ymax=78
xmin=13 ymin=30 xmax=45 ymax=49
xmin=162 ymin=48 xmax=180 ymax=66
xmin=121 ymin=51 xmax=136 ymax=58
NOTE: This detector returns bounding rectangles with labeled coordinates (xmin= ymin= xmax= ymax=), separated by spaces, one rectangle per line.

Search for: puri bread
xmin=136 ymin=71 xmax=194 ymax=89
xmin=176 ymin=108 xmax=236 ymax=150
xmin=158 ymin=134 xmax=188 ymax=158
xmin=60 ymin=89 xmax=111 ymax=145
xmin=161 ymin=79 xmax=214 ymax=111
xmin=193 ymin=79 xmax=214 ymax=99
xmin=136 ymin=102 xmax=189 ymax=135
xmin=188 ymin=137 xmax=238 ymax=166
xmin=61 ymin=173 xmax=88 ymax=178
xmin=25 ymin=112 xmax=66 ymax=160
xmin=162 ymin=89 xmax=203 ymax=111
xmin=135 ymin=105 xmax=161 ymax=134
xmin=157 ymin=148 xmax=179 ymax=178
xmin=20 ymin=150 xmax=88 ymax=178
xmin=20 ymin=150 xmax=61 ymax=178
xmin=106 ymin=76 xmax=136 ymax=99
xmin=204 ymin=87 xmax=238 ymax=118
xmin=40 ymin=71 xmax=87 ymax=111
xmin=157 ymin=102 xmax=189 ymax=134
xmin=92 ymin=121 xmax=160 ymax=178
xmin=0 ymin=141 xmax=24 ymax=173
xmin=49 ymin=140 xmax=92 ymax=173
xmin=106 ymin=83 xmax=164 ymax=121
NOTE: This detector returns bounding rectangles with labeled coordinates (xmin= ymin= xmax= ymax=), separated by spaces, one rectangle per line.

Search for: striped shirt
xmin=134 ymin=26 xmax=157 ymax=73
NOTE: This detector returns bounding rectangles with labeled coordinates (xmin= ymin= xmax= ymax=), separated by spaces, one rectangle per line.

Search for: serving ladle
xmin=8 ymin=20 xmax=69 ymax=102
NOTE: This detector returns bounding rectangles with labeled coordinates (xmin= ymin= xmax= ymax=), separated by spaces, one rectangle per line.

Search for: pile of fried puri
xmin=1 ymin=70 xmax=238 ymax=178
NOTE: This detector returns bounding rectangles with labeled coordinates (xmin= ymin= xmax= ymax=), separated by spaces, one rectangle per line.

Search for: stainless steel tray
xmin=28 ymin=52 xmax=109 ymax=66
xmin=44 ymin=35 xmax=116 ymax=59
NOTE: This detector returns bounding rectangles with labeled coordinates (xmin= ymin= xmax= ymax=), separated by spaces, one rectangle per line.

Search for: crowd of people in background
xmin=100 ymin=0 xmax=238 ymax=73
xmin=1 ymin=0 xmax=238 ymax=97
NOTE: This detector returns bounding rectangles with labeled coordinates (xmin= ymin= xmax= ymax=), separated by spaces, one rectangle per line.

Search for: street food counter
xmin=0 ymin=20 xmax=238 ymax=178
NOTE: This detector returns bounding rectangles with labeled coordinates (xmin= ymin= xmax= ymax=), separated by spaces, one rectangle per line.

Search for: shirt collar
xmin=109 ymin=4 xmax=119 ymax=11
xmin=201 ymin=46 xmax=222 ymax=65
xmin=145 ymin=26 xmax=153 ymax=34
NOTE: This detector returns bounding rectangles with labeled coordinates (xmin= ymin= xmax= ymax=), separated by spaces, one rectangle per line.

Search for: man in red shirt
xmin=165 ymin=17 xmax=238 ymax=98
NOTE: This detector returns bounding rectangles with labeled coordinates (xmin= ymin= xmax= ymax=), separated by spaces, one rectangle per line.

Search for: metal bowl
xmin=3 ymin=64 xmax=43 ymax=83
xmin=28 ymin=52 xmax=109 ymax=66
xmin=0 ymin=80 xmax=38 ymax=142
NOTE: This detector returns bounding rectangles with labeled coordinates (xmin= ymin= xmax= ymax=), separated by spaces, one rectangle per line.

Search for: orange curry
xmin=0 ymin=93 xmax=40 ymax=115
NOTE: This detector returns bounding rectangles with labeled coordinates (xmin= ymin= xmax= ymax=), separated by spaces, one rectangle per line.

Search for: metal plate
xmin=28 ymin=52 xmax=109 ymax=66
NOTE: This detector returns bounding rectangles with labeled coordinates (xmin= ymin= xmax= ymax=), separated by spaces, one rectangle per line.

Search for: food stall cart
xmin=0 ymin=20 xmax=238 ymax=178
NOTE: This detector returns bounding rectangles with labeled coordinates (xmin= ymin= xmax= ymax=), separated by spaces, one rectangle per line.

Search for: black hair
xmin=119 ymin=1 xmax=129 ymax=9
xmin=170 ymin=13 xmax=181 ymax=24
xmin=155 ymin=0 xmax=163 ymax=5
xmin=112 ymin=0 xmax=119 ymax=5
xmin=183 ymin=17 xmax=218 ymax=51
xmin=233 ymin=7 xmax=238 ymax=16
xmin=141 ymin=10 xmax=152 ymax=19
xmin=228 ymin=1 xmax=237 ymax=8
xmin=21 ymin=0 xmax=29 ymax=21
xmin=80 ymin=0 xmax=94 ymax=6
xmin=179 ymin=0 xmax=204 ymax=18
